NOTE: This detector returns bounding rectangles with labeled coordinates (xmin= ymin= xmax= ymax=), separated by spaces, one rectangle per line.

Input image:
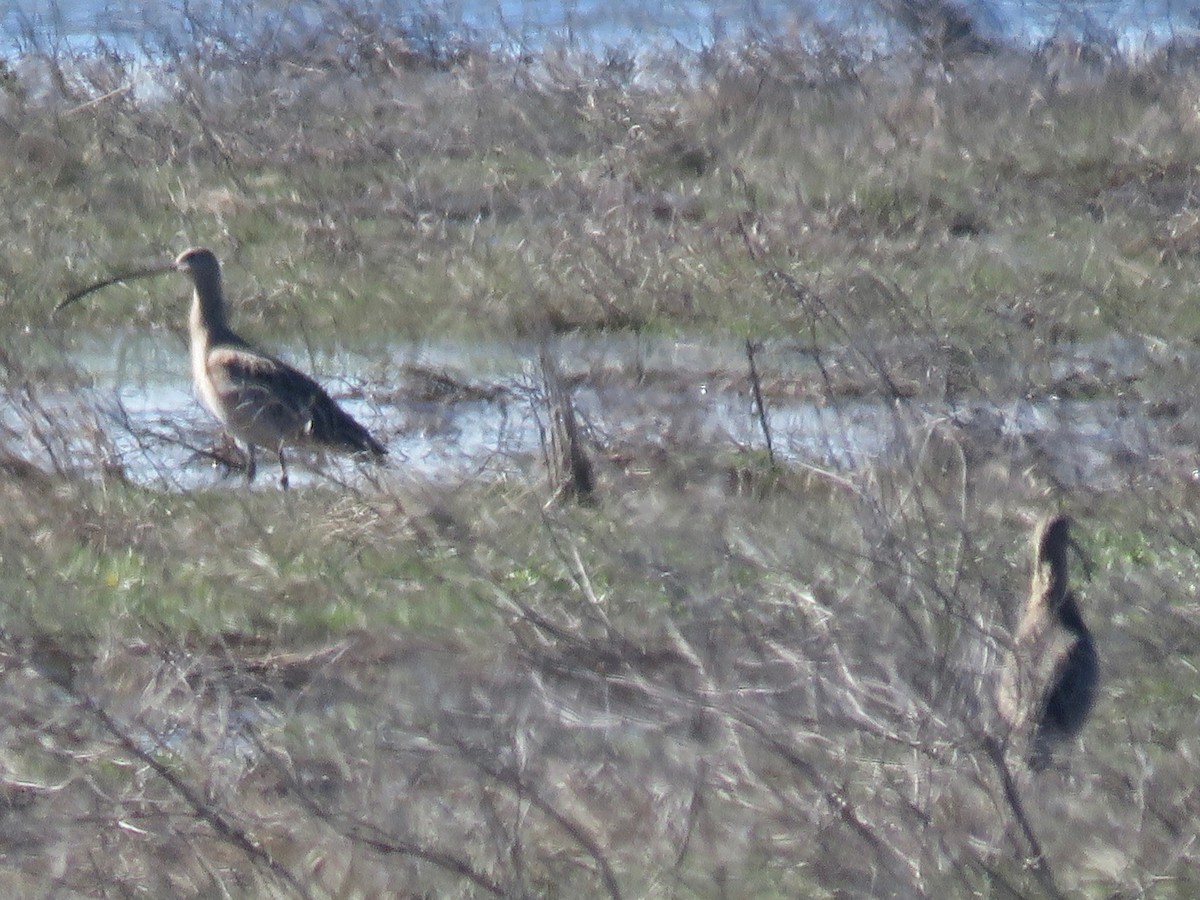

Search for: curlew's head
xmin=172 ymin=247 xmax=225 ymax=315
xmin=1035 ymin=514 xmax=1072 ymax=569
xmin=1030 ymin=513 xmax=1092 ymax=613
xmin=174 ymin=247 xmax=221 ymax=281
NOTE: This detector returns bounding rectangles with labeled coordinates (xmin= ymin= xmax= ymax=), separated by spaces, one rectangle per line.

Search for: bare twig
xmin=246 ymin=730 xmax=508 ymax=897
xmin=538 ymin=347 xmax=597 ymax=504
xmin=451 ymin=737 xmax=624 ymax=900
xmin=18 ymin=654 xmax=316 ymax=900
xmin=745 ymin=338 xmax=775 ymax=466
xmin=732 ymin=707 xmax=927 ymax=895
xmin=982 ymin=736 xmax=1064 ymax=900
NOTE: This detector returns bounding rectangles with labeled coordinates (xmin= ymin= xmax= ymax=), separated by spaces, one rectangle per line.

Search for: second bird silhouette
xmin=998 ymin=514 xmax=1099 ymax=771
xmin=58 ymin=247 xmax=386 ymax=488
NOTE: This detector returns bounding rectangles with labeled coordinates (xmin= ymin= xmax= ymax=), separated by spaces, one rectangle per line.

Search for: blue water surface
xmin=2 ymin=0 xmax=1195 ymax=57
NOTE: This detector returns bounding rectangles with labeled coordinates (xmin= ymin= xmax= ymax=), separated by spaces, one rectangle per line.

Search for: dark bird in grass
xmin=57 ymin=248 xmax=386 ymax=488
xmin=998 ymin=514 xmax=1099 ymax=771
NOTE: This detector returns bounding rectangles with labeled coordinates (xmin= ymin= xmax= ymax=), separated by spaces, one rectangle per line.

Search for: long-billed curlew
xmin=998 ymin=514 xmax=1098 ymax=771
xmin=57 ymin=247 xmax=386 ymax=487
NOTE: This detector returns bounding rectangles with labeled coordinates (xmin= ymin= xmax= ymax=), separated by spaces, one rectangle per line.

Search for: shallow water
xmin=3 ymin=329 xmax=1189 ymax=492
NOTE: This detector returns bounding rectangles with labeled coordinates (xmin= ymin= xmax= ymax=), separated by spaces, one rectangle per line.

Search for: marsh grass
xmin=4 ymin=4 xmax=1200 ymax=897
xmin=6 ymin=14 xmax=1197 ymax=344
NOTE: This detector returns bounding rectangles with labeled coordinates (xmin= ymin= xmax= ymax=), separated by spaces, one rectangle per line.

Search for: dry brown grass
xmin=2 ymin=5 xmax=1200 ymax=898
xmin=3 ymin=320 xmax=1199 ymax=897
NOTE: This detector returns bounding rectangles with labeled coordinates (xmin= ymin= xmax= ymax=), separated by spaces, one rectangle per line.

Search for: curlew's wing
xmin=999 ymin=620 xmax=1086 ymax=724
xmin=1005 ymin=621 xmax=1098 ymax=771
xmin=206 ymin=347 xmax=386 ymax=457
xmin=1031 ymin=631 xmax=1098 ymax=742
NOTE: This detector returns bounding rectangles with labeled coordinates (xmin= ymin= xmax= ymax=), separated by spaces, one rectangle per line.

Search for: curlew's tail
xmin=335 ymin=410 xmax=387 ymax=460
xmin=307 ymin=391 xmax=387 ymax=460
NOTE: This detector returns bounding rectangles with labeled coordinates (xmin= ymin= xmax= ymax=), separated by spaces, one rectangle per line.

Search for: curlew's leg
xmin=278 ymin=448 xmax=290 ymax=490
xmin=245 ymin=444 xmax=257 ymax=483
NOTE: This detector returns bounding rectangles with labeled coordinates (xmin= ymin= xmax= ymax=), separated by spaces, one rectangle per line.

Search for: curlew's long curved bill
xmin=55 ymin=262 xmax=177 ymax=315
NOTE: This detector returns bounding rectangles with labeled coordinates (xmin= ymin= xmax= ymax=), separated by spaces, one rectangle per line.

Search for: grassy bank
xmin=7 ymin=23 xmax=1200 ymax=345
xmin=2 ymin=12 xmax=1200 ymax=898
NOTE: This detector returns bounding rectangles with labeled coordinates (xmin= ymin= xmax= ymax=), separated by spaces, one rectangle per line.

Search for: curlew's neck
xmin=186 ymin=267 xmax=239 ymax=417
xmin=186 ymin=265 xmax=234 ymax=347
xmin=1055 ymin=592 xmax=1090 ymax=638
xmin=1034 ymin=553 xmax=1068 ymax=606
xmin=1032 ymin=518 xmax=1071 ymax=609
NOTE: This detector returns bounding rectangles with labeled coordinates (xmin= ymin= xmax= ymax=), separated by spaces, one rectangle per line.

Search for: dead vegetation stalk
xmin=450 ymin=736 xmax=625 ymax=900
xmin=538 ymin=347 xmax=597 ymax=504
xmin=745 ymin=338 xmax=776 ymax=466
xmin=983 ymin=736 xmax=1065 ymax=900
xmin=25 ymin=663 xmax=317 ymax=900
xmin=245 ymin=729 xmax=509 ymax=897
